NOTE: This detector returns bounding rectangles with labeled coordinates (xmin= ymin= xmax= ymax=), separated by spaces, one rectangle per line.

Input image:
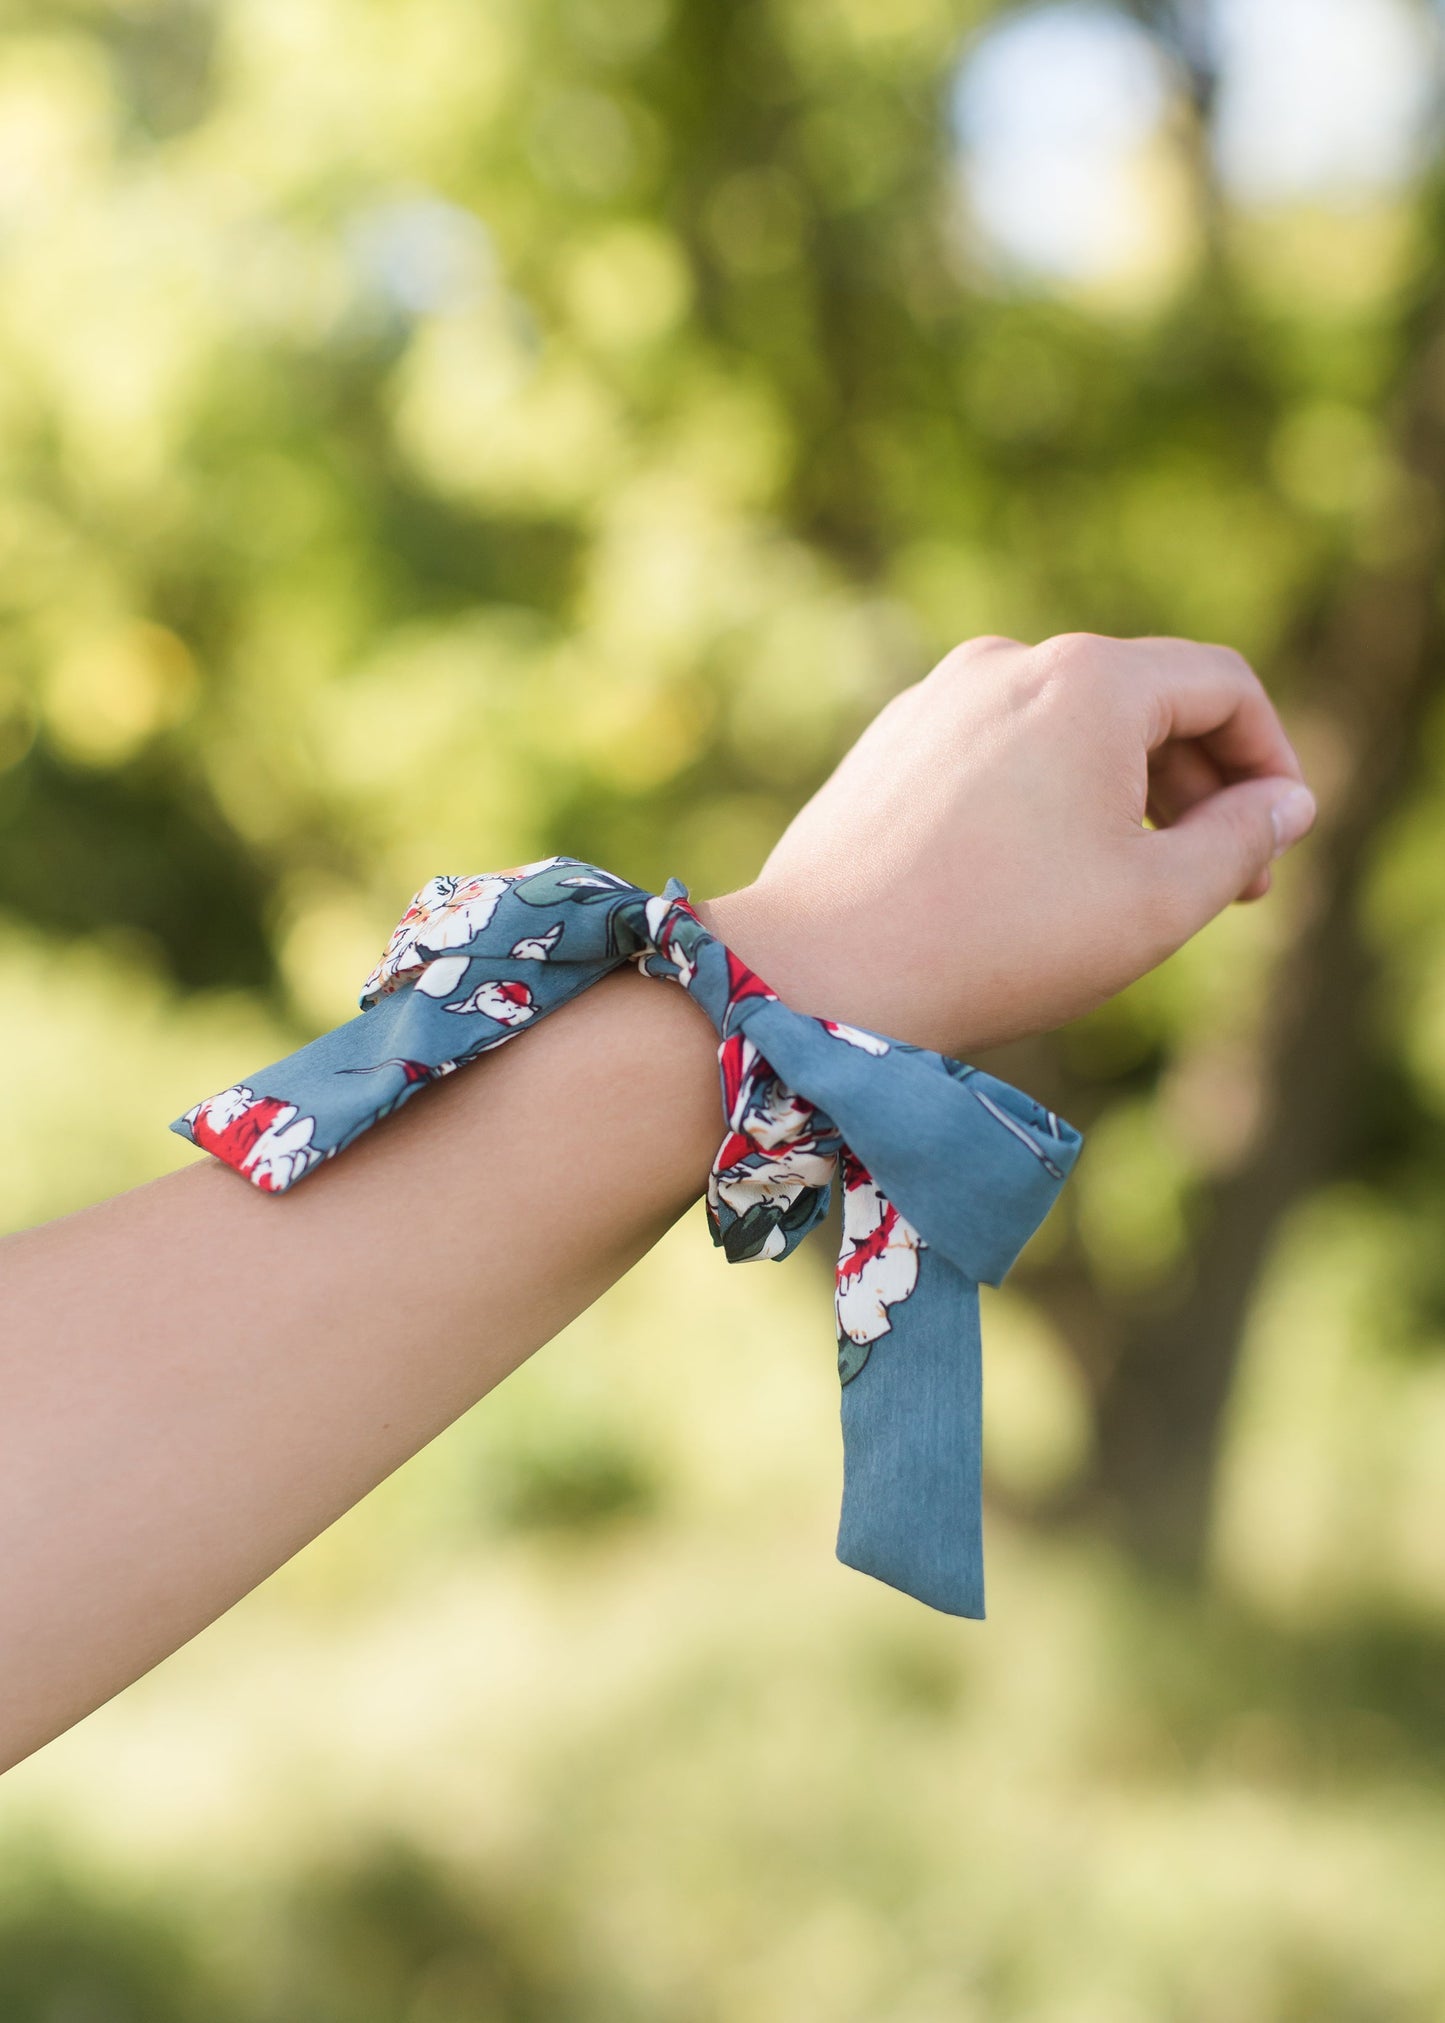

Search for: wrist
xmin=692 ymin=883 xmax=903 ymax=1044
xmin=693 ymin=883 xmax=1004 ymax=1059
xmin=691 ymin=883 xmax=822 ymax=1005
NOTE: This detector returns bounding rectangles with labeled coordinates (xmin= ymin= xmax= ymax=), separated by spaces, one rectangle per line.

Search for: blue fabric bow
xmin=172 ymin=857 xmax=1082 ymax=1618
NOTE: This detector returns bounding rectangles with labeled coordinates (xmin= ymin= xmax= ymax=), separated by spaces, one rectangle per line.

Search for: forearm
xmin=0 ymin=631 xmax=1317 ymax=1772
xmin=0 ymin=968 xmax=721 ymax=1771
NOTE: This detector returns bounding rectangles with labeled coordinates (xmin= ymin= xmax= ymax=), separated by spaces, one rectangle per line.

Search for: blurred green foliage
xmin=4 ymin=0 xmax=1445 ymax=2014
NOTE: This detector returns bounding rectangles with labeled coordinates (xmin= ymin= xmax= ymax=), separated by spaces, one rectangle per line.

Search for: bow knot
xmin=174 ymin=856 xmax=1081 ymax=1618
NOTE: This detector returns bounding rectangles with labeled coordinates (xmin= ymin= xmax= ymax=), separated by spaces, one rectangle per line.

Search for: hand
xmin=694 ymin=632 xmax=1316 ymax=1058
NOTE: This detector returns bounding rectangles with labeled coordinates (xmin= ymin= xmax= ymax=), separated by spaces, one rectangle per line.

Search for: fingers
xmin=1145 ymin=774 xmax=1317 ymax=948
xmin=1145 ymin=737 xmax=1223 ymax=828
xmin=1038 ymin=631 xmax=1313 ymax=943
xmin=1147 ymin=736 xmax=1271 ymax=897
xmin=1134 ymin=638 xmax=1302 ymax=905
xmin=1129 ymin=637 xmax=1304 ymax=785
xmin=1130 ymin=638 xmax=1306 ymax=913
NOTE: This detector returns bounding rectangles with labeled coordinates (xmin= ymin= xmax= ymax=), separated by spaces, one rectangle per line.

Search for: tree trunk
xmin=1045 ymin=314 xmax=1445 ymax=1574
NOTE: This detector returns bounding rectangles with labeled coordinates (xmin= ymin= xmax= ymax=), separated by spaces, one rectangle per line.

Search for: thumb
xmin=1149 ymin=776 xmax=1317 ymax=942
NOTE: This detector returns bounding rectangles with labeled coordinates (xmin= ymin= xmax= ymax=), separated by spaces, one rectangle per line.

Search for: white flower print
xmin=708 ymin=1030 xmax=838 ymax=1260
xmin=183 ymin=1084 xmax=323 ymax=1194
xmin=834 ymin=1167 xmax=924 ymax=1346
xmin=443 ymin=978 xmax=537 ymax=1025
xmin=717 ymin=1039 xmax=822 ymax=1160
xmin=414 ymin=874 xmax=512 ymax=951
xmin=246 ymin=1112 xmax=324 ymax=1192
xmin=414 ymin=954 xmax=472 ymax=998
xmin=361 ymin=872 xmax=517 ymax=1002
xmin=510 ymin=923 xmax=563 ymax=960
xmin=710 ymin=1144 xmax=839 ymax=1258
xmin=639 ymin=894 xmax=699 ymax=988
xmin=183 ymin=1082 xmax=254 ymax=1135
xmin=740 ymin=1077 xmax=818 ymax=1152
xmin=823 ymin=1020 xmax=890 ymax=1055
xmin=558 ymin=872 xmax=630 ymax=893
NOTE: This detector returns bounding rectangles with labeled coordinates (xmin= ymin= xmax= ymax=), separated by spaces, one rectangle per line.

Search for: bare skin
xmin=0 ymin=633 xmax=1315 ymax=1773
xmin=703 ymin=633 xmax=1315 ymax=1054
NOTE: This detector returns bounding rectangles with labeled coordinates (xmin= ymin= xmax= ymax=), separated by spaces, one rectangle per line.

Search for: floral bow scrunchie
xmin=172 ymin=858 xmax=1081 ymax=1618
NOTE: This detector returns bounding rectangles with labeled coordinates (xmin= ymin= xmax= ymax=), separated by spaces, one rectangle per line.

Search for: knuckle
xmin=1030 ymin=631 xmax=1119 ymax=711
xmin=1207 ymin=640 xmax=1262 ymax=691
xmin=930 ymin=634 xmax=1022 ymax=683
xmin=1037 ymin=631 xmax=1112 ymax=687
xmin=1043 ymin=629 xmax=1107 ymax=661
xmin=958 ymin=632 xmax=1022 ymax=655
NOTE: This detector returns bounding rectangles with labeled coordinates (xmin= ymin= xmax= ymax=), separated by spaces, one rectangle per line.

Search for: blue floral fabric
xmin=172 ymin=857 xmax=1082 ymax=1618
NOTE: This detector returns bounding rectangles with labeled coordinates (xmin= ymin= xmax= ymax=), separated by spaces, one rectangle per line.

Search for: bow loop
xmin=717 ymin=998 xmax=1075 ymax=1289
xmin=705 ymin=1029 xmax=840 ymax=1265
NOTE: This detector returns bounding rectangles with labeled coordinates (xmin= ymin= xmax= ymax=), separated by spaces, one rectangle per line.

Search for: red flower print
xmin=710 ymin=1144 xmax=839 ymax=1259
xmin=834 ymin=1153 xmax=924 ymax=1348
xmin=183 ymin=1084 xmax=322 ymax=1194
xmin=640 ymin=894 xmax=705 ymax=989
xmin=724 ymin=947 xmax=778 ymax=1011
xmin=442 ymin=978 xmax=536 ymax=1024
xmin=707 ymin=1030 xmax=837 ymax=1261
xmin=717 ymin=1031 xmax=759 ymax=1133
